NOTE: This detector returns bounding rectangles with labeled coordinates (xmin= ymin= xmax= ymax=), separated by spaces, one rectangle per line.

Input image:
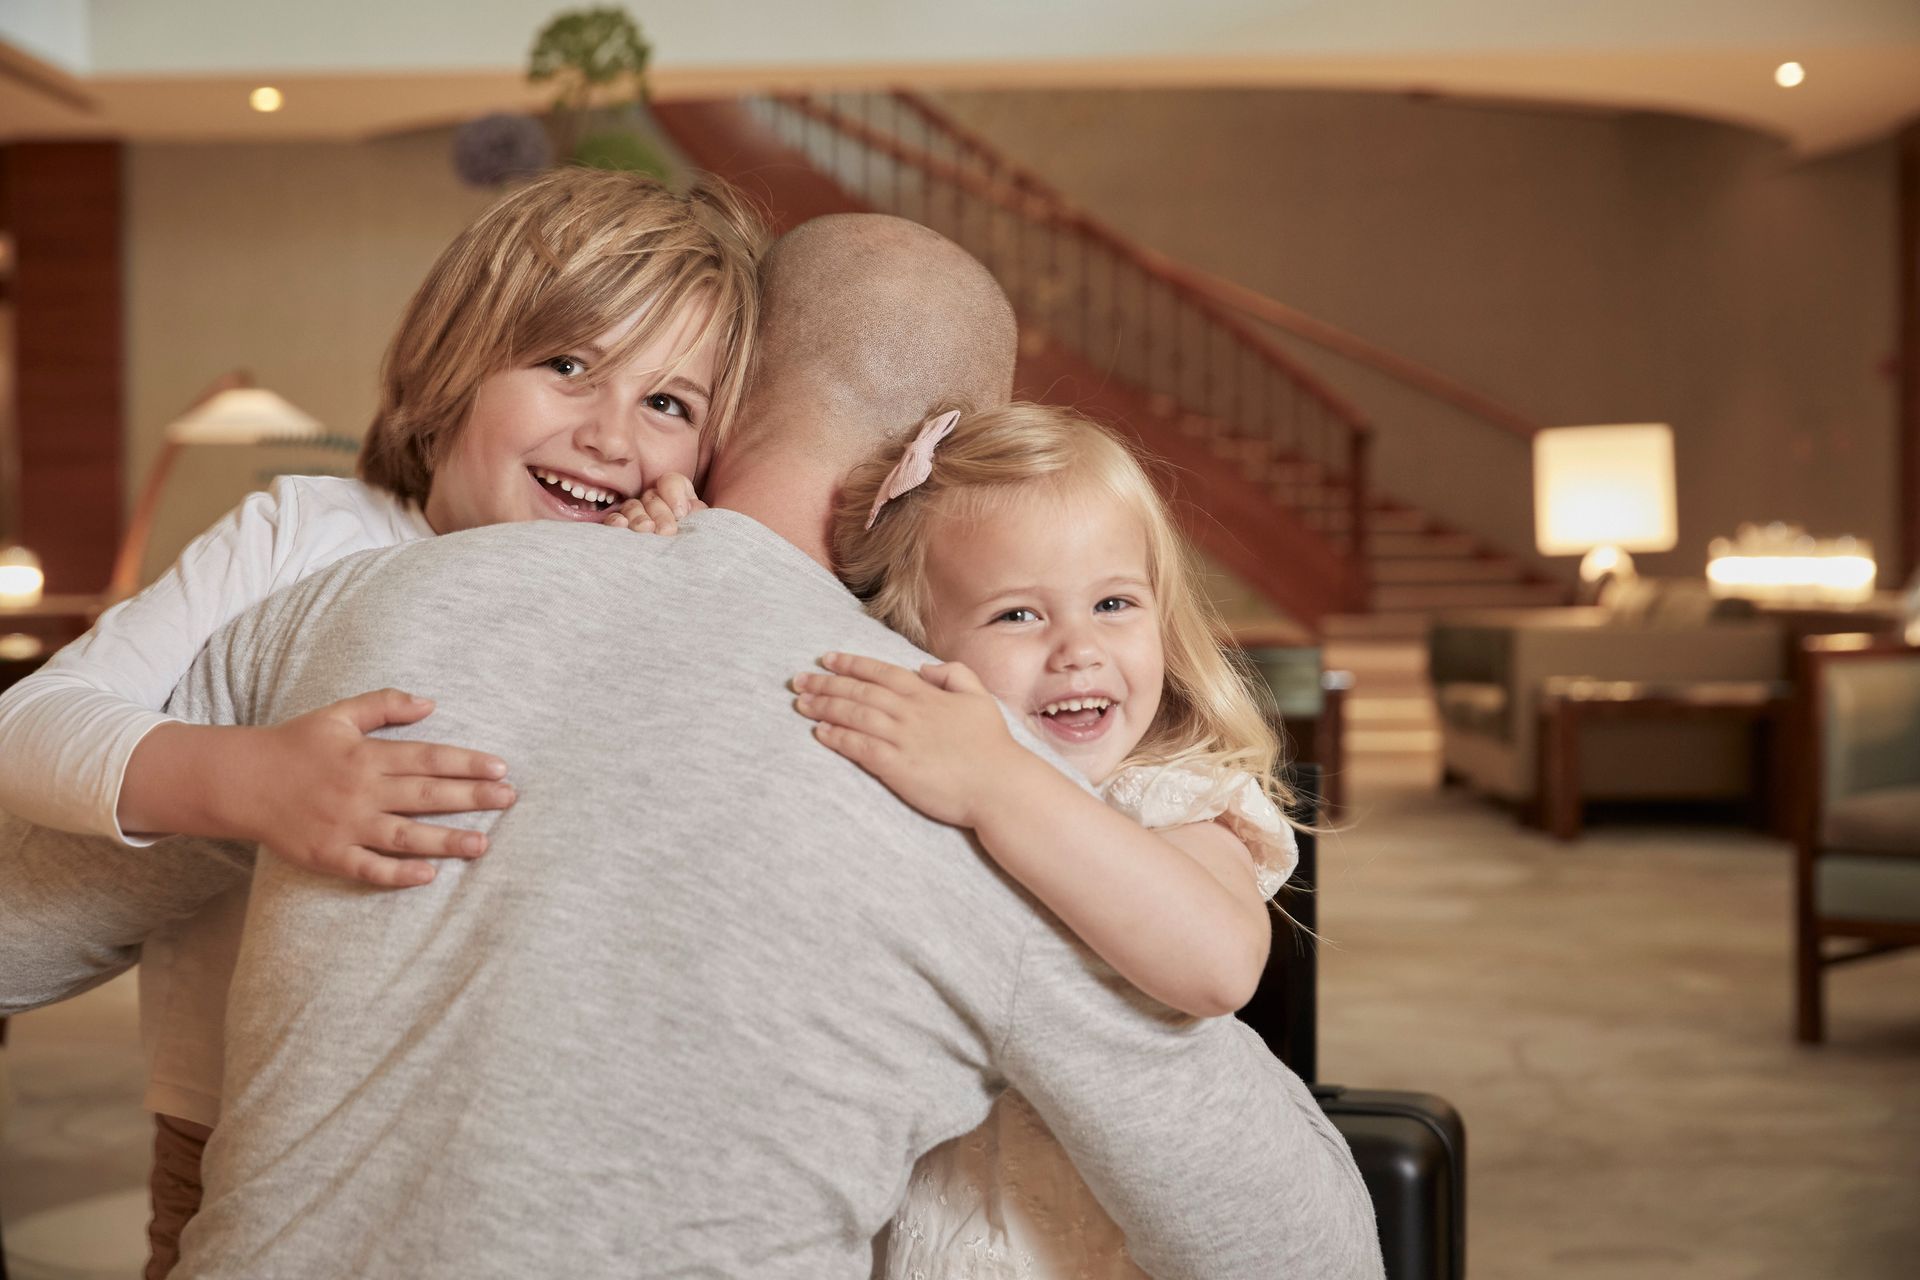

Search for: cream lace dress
xmin=878 ymin=762 xmax=1298 ymax=1280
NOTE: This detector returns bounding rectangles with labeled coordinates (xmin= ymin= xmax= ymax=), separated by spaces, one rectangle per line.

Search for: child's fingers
xmin=377 ymin=741 xmax=509 ymax=782
xmin=654 ymin=472 xmax=700 ymax=518
xmin=792 ymin=672 xmax=903 ymax=712
xmin=362 ymin=816 xmax=490 ymax=861
xmin=638 ymin=490 xmax=679 ymax=535
xmin=918 ymin=661 xmax=987 ymax=694
xmin=382 ymin=776 xmax=516 ymax=817
xmin=793 ymin=692 xmax=899 ymax=740
xmin=811 ymin=722 xmax=897 ymax=774
xmin=327 ymin=846 xmax=440 ymax=889
xmin=335 ymin=688 xmax=436 ymax=733
xmin=818 ymin=652 xmax=924 ymax=695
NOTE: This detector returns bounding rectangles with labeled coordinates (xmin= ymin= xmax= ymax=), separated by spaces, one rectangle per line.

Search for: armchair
xmin=1794 ymin=634 xmax=1920 ymax=1043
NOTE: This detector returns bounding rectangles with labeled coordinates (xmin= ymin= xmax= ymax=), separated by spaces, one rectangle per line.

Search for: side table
xmin=1536 ymin=677 xmax=1793 ymax=842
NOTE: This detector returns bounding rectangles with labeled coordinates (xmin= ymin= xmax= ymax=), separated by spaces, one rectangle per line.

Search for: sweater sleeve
xmin=0 ymin=479 xmax=310 ymax=844
xmin=996 ymin=927 xmax=1383 ymax=1280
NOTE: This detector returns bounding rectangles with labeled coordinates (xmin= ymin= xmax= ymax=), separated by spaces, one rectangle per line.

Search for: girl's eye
xmin=994 ymin=608 xmax=1039 ymax=625
xmin=1094 ymin=597 xmax=1134 ymax=614
xmin=545 ymin=355 xmax=587 ymax=378
xmin=646 ymin=392 xmax=691 ymax=421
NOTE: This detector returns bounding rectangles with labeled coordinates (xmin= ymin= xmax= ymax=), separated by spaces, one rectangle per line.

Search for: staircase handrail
xmin=777 ymin=92 xmax=1376 ymax=442
xmin=890 ymin=89 xmax=1543 ymax=442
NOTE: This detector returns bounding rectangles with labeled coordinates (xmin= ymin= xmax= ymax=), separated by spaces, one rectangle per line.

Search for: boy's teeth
xmin=535 ymin=469 xmax=613 ymax=505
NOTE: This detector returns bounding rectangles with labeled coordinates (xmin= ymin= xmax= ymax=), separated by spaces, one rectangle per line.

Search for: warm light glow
xmin=1774 ymin=62 xmax=1806 ymax=89
xmin=0 ymin=544 xmax=45 ymax=608
xmin=249 ymin=86 xmax=284 ymax=113
xmin=1534 ymin=424 xmax=1678 ymax=557
xmin=0 ymin=633 xmax=43 ymax=662
xmin=1577 ymin=545 xmax=1633 ymax=584
xmin=1706 ymin=555 xmax=1876 ymax=602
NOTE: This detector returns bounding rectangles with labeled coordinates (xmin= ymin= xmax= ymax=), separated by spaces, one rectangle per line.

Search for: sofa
xmin=1430 ymin=592 xmax=1784 ymax=808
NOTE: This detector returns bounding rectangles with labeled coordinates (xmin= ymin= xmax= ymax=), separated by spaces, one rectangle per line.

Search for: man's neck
xmin=705 ymin=458 xmax=835 ymax=570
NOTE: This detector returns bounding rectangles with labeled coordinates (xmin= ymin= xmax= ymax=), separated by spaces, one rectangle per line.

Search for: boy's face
xmin=423 ymin=297 xmax=720 ymax=533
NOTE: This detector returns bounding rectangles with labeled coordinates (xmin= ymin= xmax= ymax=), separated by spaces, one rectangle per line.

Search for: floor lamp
xmin=108 ymin=373 xmax=328 ymax=602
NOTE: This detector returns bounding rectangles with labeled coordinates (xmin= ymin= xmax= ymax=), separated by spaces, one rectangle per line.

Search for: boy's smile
xmin=424 ymin=297 xmax=719 ymax=534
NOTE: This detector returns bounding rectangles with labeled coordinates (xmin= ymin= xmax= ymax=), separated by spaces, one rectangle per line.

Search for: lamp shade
xmin=0 ymin=542 xmax=45 ymax=608
xmin=163 ymin=387 xmax=324 ymax=447
xmin=1533 ymin=423 xmax=1678 ymax=556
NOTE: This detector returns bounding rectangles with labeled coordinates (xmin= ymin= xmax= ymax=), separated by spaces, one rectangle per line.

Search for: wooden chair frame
xmin=1793 ymin=633 xmax=1920 ymax=1043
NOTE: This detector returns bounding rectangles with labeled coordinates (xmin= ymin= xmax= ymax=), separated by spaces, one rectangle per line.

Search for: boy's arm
xmin=0 ymin=480 xmax=310 ymax=843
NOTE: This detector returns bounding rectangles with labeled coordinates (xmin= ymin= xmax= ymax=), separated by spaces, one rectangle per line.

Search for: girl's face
xmin=921 ymin=488 xmax=1165 ymax=785
xmin=423 ymin=296 xmax=720 ymax=534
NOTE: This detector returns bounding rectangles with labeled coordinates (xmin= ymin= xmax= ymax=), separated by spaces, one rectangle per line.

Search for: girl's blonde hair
xmin=359 ymin=167 xmax=764 ymax=506
xmin=833 ymin=402 xmax=1298 ymax=816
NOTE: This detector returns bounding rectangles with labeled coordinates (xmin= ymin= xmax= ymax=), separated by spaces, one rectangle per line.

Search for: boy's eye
xmin=1094 ymin=597 xmax=1134 ymax=615
xmin=646 ymin=392 xmax=691 ymax=421
xmin=545 ymin=355 xmax=587 ymax=378
xmin=993 ymin=608 xmax=1040 ymax=625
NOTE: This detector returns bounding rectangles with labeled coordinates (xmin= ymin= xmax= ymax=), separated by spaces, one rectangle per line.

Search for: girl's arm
xmin=794 ymin=652 xmax=1270 ymax=1018
xmin=0 ymin=477 xmax=513 ymax=885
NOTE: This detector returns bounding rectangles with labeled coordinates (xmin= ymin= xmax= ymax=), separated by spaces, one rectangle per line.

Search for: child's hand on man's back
xmin=235 ymin=689 xmax=517 ymax=888
xmin=603 ymin=473 xmax=705 ymax=536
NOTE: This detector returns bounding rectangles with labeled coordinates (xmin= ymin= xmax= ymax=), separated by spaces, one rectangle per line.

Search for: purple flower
xmin=452 ymin=114 xmax=555 ymax=187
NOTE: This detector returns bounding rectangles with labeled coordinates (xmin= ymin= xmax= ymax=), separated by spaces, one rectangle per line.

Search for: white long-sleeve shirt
xmin=0 ymin=475 xmax=433 ymax=1124
xmin=0 ymin=475 xmax=433 ymax=844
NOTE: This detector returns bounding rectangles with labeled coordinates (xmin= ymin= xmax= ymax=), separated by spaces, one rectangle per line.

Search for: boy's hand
xmin=603 ymin=473 xmax=705 ymax=536
xmin=237 ymin=689 xmax=516 ymax=888
xmin=791 ymin=652 xmax=1026 ymax=829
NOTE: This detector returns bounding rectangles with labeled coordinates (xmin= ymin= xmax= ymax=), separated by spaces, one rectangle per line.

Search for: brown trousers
xmin=145 ymin=1113 xmax=212 ymax=1280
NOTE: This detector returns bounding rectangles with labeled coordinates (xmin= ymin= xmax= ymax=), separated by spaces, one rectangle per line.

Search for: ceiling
xmin=3 ymin=0 xmax=1917 ymax=155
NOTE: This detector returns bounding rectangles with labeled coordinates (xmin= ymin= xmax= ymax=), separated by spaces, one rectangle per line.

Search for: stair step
xmin=1346 ymin=695 xmax=1438 ymax=726
xmin=1322 ymin=612 xmax=1434 ymax=640
xmin=1369 ymin=531 xmax=1482 ymax=558
xmin=1347 ymin=727 xmax=1444 ymax=754
xmin=1368 ymin=557 xmax=1532 ymax=585
xmin=1370 ymin=581 xmax=1571 ymax=612
xmin=1316 ymin=506 xmax=1430 ymax=535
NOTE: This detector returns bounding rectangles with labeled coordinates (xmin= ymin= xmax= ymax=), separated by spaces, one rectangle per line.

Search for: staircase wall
xmin=932 ymin=87 xmax=1902 ymax=585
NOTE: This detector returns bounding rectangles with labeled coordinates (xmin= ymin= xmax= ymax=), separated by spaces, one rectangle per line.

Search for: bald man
xmin=0 ymin=216 xmax=1380 ymax=1279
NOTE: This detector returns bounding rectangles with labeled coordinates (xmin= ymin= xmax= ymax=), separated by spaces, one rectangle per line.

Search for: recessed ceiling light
xmin=1774 ymin=62 xmax=1806 ymax=89
xmin=250 ymin=86 xmax=284 ymax=113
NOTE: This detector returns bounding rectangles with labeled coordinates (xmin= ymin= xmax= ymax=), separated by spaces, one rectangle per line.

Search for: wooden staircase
xmin=653 ymin=93 xmax=1568 ymax=633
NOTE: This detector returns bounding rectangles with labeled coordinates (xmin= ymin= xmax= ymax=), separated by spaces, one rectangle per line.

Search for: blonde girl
xmin=793 ymin=401 xmax=1299 ymax=1280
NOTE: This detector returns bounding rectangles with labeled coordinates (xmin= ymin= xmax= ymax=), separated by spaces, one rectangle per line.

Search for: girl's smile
xmin=921 ymin=489 xmax=1164 ymax=785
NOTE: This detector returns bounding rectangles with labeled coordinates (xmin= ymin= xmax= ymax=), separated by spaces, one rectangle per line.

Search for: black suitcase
xmin=1237 ymin=767 xmax=1468 ymax=1280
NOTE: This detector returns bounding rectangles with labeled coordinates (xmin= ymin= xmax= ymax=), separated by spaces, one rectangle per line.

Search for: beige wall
xmin=936 ymin=88 xmax=1901 ymax=585
xmin=125 ymin=129 xmax=492 ymax=575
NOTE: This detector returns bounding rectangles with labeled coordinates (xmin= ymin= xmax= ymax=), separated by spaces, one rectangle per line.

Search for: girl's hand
xmin=792 ymin=652 xmax=1028 ymax=828
xmin=235 ymin=689 xmax=516 ymax=888
xmin=603 ymin=473 xmax=706 ymax=536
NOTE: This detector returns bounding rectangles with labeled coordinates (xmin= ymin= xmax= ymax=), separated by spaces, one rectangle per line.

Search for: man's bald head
xmin=730 ymin=215 xmax=1017 ymax=470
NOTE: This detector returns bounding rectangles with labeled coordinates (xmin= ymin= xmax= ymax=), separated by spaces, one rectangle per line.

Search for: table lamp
xmin=0 ymin=542 xmax=43 ymax=609
xmin=108 ymin=373 xmax=328 ymax=601
xmin=1533 ymin=423 xmax=1677 ymax=599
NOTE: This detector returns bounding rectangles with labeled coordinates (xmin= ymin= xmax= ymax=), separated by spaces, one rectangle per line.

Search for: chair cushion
xmin=1435 ymin=681 xmax=1508 ymax=738
xmin=1817 ymin=853 xmax=1920 ymax=923
xmin=1822 ymin=784 xmax=1920 ymax=858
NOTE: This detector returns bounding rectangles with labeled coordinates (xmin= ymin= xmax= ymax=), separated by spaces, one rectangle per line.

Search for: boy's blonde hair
xmin=359 ymin=168 xmax=764 ymax=506
xmin=833 ymin=402 xmax=1296 ymax=814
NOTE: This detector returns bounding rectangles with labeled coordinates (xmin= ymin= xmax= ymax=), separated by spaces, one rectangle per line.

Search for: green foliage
xmin=572 ymin=130 xmax=668 ymax=179
xmin=528 ymin=7 xmax=652 ymax=113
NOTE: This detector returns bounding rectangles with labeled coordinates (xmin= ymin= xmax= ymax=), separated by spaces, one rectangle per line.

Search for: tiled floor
xmin=3 ymin=758 xmax=1916 ymax=1277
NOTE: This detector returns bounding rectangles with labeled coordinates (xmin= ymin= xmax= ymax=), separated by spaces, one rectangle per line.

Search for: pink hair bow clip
xmin=865 ymin=409 xmax=960 ymax=530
